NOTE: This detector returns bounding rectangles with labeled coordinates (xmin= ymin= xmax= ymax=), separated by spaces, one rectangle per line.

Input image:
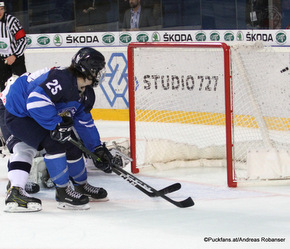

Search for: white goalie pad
xmin=143 ymin=139 xmax=226 ymax=163
xmin=29 ymin=157 xmax=46 ymax=184
xmin=247 ymin=149 xmax=290 ymax=180
xmin=29 ymin=156 xmax=54 ymax=188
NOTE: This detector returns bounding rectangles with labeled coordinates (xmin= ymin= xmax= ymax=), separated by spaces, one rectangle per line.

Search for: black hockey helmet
xmin=72 ymin=47 xmax=106 ymax=87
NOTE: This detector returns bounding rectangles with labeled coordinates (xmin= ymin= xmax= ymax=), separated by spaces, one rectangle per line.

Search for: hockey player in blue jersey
xmin=4 ymin=47 xmax=115 ymax=211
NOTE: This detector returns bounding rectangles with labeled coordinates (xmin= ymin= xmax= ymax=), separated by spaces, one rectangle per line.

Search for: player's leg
xmin=4 ymin=141 xmax=42 ymax=213
xmin=6 ymin=111 xmax=89 ymax=210
xmin=66 ymin=140 xmax=108 ymax=202
xmin=41 ymin=135 xmax=90 ymax=210
xmin=3 ymin=113 xmax=40 ymax=194
xmin=4 ymin=113 xmax=42 ymax=212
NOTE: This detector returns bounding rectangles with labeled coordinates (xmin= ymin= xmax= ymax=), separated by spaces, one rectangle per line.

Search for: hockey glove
xmin=50 ymin=116 xmax=73 ymax=143
xmin=93 ymin=143 xmax=113 ymax=173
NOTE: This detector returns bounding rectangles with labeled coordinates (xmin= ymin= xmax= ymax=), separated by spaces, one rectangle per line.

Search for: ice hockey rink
xmin=0 ymin=121 xmax=290 ymax=249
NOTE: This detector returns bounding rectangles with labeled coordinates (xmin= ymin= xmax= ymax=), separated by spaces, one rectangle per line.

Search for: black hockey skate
xmin=5 ymin=186 xmax=42 ymax=213
xmin=74 ymin=183 xmax=108 ymax=202
xmin=56 ymin=185 xmax=90 ymax=210
xmin=6 ymin=181 xmax=40 ymax=194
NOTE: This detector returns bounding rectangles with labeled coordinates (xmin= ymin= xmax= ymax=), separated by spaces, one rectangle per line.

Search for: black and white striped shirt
xmin=0 ymin=12 xmax=27 ymax=58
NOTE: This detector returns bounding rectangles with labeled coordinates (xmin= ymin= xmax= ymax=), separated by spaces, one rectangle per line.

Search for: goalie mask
xmin=72 ymin=47 xmax=106 ymax=87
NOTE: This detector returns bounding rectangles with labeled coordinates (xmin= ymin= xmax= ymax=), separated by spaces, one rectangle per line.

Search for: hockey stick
xmin=108 ymin=148 xmax=181 ymax=196
xmin=68 ymin=138 xmax=194 ymax=208
xmin=145 ymin=183 xmax=181 ymax=197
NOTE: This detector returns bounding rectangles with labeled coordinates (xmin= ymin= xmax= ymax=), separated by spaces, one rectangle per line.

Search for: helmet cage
xmin=87 ymin=67 xmax=106 ymax=87
xmin=72 ymin=47 xmax=105 ymax=87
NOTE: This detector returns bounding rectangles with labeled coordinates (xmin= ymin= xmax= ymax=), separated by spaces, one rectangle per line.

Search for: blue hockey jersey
xmin=5 ymin=67 xmax=101 ymax=151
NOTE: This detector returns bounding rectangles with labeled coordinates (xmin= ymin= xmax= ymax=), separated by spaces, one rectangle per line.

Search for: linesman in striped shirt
xmin=0 ymin=1 xmax=27 ymax=91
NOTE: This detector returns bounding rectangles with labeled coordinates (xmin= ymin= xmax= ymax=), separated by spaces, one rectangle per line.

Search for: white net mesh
xmin=129 ymin=42 xmax=290 ymax=183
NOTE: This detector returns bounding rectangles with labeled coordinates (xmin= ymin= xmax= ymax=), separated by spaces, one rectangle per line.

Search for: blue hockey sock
xmin=67 ymin=157 xmax=87 ymax=185
xmin=44 ymin=153 xmax=69 ymax=188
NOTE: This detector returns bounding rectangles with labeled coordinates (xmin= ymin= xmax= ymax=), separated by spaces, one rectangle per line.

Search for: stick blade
xmin=158 ymin=183 xmax=181 ymax=195
xmin=177 ymin=197 xmax=195 ymax=208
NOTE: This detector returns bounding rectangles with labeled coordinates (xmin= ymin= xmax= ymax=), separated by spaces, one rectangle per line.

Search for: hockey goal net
xmin=127 ymin=42 xmax=290 ymax=187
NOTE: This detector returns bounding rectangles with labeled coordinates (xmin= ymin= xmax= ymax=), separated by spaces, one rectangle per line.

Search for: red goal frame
xmin=127 ymin=42 xmax=236 ymax=187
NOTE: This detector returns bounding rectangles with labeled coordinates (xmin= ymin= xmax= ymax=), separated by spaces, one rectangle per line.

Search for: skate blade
xmin=89 ymin=197 xmax=109 ymax=202
xmin=4 ymin=202 xmax=42 ymax=213
xmin=57 ymin=202 xmax=90 ymax=210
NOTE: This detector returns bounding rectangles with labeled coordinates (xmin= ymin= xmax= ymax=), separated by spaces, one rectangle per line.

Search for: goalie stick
xmin=68 ymin=137 xmax=194 ymax=208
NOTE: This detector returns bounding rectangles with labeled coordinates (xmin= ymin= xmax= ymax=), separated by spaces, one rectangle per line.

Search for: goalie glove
xmin=111 ymin=154 xmax=124 ymax=168
xmin=93 ymin=143 xmax=113 ymax=173
xmin=109 ymin=148 xmax=132 ymax=168
xmin=106 ymin=139 xmax=131 ymax=168
xmin=50 ymin=116 xmax=73 ymax=143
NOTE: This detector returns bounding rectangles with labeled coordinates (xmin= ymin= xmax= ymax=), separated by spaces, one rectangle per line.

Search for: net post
xmin=127 ymin=43 xmax=139 ymax=173
xmin=222 ymin=43 xmax=237 ymax=188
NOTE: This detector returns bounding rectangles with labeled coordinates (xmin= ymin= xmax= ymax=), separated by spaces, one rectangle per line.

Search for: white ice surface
xmin=0 ymin=121 xmax=289 ymax=249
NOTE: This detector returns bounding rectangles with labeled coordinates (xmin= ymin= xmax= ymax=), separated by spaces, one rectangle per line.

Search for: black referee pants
xmin=0 ymin=54 xmax=26 ymax=91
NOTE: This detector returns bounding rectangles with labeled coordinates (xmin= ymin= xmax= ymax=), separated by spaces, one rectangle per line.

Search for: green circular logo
xmin=210 ymin=32 xmax=220 ymax=41
xmin=195 ymin=32 xmax=206 ymax=41
xmin=0 ymin=41 xmax=8 ymax=49
xmin=119 ymin=33 xmax=132 ymax=44
xmin=37 ymin=36 xmax=50 ymax=46
xmin=136 ymin=33 xmax=149 ymax=42
xmin=224 ymin=32 xmax=234 ymax=41
xmin=276 ymin=31 xmax=287 ymax=44
xmin=102 ymin=33 xmax=115 ymax=45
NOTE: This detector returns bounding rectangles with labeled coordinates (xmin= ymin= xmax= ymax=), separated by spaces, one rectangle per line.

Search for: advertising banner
xmin=26 ymin=30 xmax=290 ymax=48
